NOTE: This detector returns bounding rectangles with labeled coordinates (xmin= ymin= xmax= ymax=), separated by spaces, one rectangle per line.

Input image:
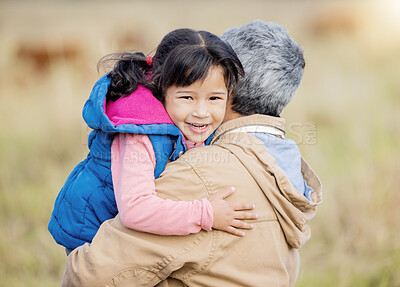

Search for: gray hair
xmin=221 ymin=20 xmax=305 ymax=116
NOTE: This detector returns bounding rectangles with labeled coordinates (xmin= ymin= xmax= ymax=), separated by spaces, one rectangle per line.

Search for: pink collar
xmin=105 ymin=85 xmax=174 ymax=126
xmin=186 ymin=140 xmax=205 ymax=150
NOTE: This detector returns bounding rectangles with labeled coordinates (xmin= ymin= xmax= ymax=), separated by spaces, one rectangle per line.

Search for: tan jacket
xmin=61 ymin=115 xmax=322 ymax=287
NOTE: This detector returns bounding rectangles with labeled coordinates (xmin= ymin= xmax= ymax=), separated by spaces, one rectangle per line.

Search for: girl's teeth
xmin=190 ymin=124 xmax=207 ymax=129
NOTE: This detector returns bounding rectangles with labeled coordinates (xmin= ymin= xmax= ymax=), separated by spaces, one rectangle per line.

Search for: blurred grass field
xmin=1 ymin=1 xmax=400 ymax=286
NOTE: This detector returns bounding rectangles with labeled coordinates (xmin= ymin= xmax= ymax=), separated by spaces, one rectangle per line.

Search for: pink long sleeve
xmin=111 ymin=133 xmax=213 ymax=235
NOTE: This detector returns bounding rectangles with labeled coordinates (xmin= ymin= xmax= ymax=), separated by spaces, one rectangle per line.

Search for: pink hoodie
xmin=106 ymin=87 xmax=212 ymax=235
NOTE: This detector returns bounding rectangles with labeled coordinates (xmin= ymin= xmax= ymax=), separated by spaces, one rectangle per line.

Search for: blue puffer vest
xmin=48 ymin=75 xmax=187 ymax=250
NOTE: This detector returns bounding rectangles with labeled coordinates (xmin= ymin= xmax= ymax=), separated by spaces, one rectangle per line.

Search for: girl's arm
xmin=112 ymin=133 xmax=211 ymax=235
xmin=112 ymin=133 xmax=256 ymax=236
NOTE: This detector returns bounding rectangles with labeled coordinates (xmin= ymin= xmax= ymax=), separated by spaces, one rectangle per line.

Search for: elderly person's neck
xmin=223 ymin=100 xmax=243 ymax=122
xmin=223 ymin=99 xmax=282 ymax=123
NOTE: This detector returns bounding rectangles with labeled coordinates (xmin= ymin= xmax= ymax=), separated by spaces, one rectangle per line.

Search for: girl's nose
xmin=192 ymin=102 xmax=210 ymax=118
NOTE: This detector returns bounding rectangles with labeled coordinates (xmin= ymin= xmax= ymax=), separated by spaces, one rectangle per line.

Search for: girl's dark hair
xmin=99 ymin=29 xmax=244 ymax=102
xmin=98 ymin=52 xmax=152 ymax=102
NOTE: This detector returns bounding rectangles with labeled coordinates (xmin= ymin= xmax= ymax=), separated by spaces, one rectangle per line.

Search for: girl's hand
xmin=209 ymin=187 xmax=258 ymax=236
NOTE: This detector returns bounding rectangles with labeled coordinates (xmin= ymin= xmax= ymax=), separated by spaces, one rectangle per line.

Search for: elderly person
xmin=61 ymin=20 xmax=322 ymax=287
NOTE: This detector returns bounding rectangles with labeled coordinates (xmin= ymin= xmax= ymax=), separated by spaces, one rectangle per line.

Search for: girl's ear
xmin=227 ymin=87 xmax=236 ymax=99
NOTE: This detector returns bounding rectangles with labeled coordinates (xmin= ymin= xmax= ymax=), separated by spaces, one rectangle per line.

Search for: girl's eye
xmin=179 ymin=96 xmax=193 ymax=100
xmin=209 ymin=96 xmax=223 ymax=101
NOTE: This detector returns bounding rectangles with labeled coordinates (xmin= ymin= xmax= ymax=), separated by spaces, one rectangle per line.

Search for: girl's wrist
xmin=200 ymin=198 xmax=213 ymax=231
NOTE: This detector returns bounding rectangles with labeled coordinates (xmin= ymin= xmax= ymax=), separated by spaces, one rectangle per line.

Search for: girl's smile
xmin=164 ymin=65 xmax=228 ymax=144
xmin=186 ymin=123 xmax=210 ymax=133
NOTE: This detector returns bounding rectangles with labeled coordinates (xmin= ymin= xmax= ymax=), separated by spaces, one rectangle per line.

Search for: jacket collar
xmin=211 ymin=114 xmax=322 ymax=215
xmin=211 ymin=114 xmax=286 ymax=144
xmin=210 ymin=115 xmax=322 ymax=248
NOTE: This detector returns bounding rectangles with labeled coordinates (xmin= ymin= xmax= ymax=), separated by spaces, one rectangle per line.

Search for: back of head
xmin=221 ymin=20 xmax=305 ymax=117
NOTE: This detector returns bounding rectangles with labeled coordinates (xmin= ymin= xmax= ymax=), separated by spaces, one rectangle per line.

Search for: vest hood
xmin=82 ymin=74 xmax=181 ymax=138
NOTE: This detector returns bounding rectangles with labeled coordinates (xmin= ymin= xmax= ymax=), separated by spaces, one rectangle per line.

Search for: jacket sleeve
xmin=61 ymin=157 xmax=214 ymax=287
xmin=112 ymin=133 xmax=213 ymax=235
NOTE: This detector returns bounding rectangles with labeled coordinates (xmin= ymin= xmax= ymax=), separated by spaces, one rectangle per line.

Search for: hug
xmin=49 ymin=20 xmax=322 ymax=287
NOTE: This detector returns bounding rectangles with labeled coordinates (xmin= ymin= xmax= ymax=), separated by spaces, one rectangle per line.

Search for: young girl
xmin=49 ymin=28 xmax=255 ymax=253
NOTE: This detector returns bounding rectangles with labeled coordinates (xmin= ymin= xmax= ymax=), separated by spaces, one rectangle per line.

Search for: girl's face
xmin=164 ymin=65 xmax=228 ymax=143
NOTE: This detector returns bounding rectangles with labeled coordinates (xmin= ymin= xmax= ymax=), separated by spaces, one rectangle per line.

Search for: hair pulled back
xmin=99 ymin=28 xmax=244 ymax=102
xmin=98 ymin=52 xmax=152 ymax=102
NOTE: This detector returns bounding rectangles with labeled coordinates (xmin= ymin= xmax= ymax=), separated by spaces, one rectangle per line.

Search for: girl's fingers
xmin=225 ymin=226 xmax=246 ymax=237
xmin=221 ymin=187 xmax=236 ymax=199
xmin=231 ymin=202 xmax=255 ymax=211
xmin=231 ymin=219 xmax=254 ymax=230
xmin=213 ymin=187 xmax=236 ymax=200
xmin=234 ymin=211 xmax=258 ymax=220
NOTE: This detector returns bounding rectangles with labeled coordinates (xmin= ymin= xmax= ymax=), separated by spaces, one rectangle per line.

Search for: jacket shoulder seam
xmin=179 ymin=160 xmax=213 ymax=197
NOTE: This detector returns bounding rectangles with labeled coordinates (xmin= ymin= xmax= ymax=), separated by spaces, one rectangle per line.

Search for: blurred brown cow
xmin=308 ymin=9 xmax=361 ymax=37
xmin=17 ymin=43 xmax=81 ymax=72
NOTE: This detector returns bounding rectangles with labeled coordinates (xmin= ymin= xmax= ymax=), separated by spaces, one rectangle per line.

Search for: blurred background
xmin=1 ymin=0 xmax=399 ymax=286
